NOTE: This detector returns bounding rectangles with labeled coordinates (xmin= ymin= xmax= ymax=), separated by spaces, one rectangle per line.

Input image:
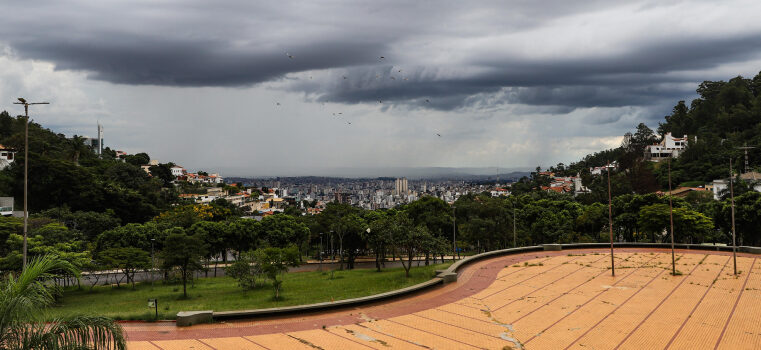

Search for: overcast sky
xmin=1 ymin=1 xmax=760 ymax=177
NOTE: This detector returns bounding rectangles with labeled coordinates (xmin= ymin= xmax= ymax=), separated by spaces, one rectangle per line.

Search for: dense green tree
xmin=124 ymin=152 xmax=150 ymax=166
xmin=330 ymin=213 xmax=366 ymax=269
xmin=95 ymin=223 xmax=161 ymax=253
xmin=160 ymin=228 xmax=207 ymax=298
xmin=722 ymin=192 xmax=761 ymax=246
xmin=260 ymin=214 xmax=310 ymax=252
xmin=148 ymin=163 xmax=175 ymax=187
xmin=225 ymin=251 xmax=261 ymax=289
xmin=229 ymin=219 xmax=261 ymax=257
xmin=394 ymin=222 xmax=433 ymax=278
xmin=98 ymin=247 xmax=151 ymax=288
xmin=36 ymin=207 xmax=121 ymax=242
xmin=365 ymin=212 xmax=395 ymax=271
xmin=189 ymin=221 xmax=231 ymax=276
xmin=638 ymin=203 xmax=715 ymax=244
xmin=252 ymin=246 xmax=300 ymax=299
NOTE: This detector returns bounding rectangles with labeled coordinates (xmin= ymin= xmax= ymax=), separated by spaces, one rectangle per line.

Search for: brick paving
xmin=123 ymin=248 xmax=761 ymax=349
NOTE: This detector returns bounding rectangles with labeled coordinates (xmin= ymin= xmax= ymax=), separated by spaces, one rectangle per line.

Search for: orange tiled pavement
xmin=124 ymin=250 xmax=761 ymax=349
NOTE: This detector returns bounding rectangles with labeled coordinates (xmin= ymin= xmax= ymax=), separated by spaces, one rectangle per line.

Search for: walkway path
xmin=123 ymin=248 xmax=761 ymax=349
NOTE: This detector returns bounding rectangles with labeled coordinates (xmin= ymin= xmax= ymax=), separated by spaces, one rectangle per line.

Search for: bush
xmin=225 ymin=252 xmax=261 ymax=289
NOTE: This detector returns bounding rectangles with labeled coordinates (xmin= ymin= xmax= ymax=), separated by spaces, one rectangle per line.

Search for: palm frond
xmin=0 ymin=255 xmax=99 ymax=349
xmin=2 ymin=316 xmax=125 ymax=350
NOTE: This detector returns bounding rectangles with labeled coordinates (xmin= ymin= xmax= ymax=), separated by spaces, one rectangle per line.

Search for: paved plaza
xmin=124 ymin=249 xmax=760 ymax=349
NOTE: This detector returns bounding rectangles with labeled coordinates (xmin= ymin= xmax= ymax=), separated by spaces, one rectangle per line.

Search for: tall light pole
xmin=607 ymin=162 xmax=615 ymax=277
xmin=668 ymin=157 xmax=676 ymax=275
xmin=319 ymin=232 xmax=323 ymax=271
xmin=452 ymin=205 xmax=457 ymax=262
xmin=512 ymin=199 xmax=517 ymax=248
xmin=730 ymin=157 xmax=737 ymax=275
xmin=12 ymin=98 xmax=49 ymax=269
xmin=150 ymin=238 xmax=156 ymax=287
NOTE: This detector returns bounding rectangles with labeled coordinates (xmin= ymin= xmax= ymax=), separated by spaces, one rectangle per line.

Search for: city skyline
xmin=2 ymin=1 xmax=761 ymax=176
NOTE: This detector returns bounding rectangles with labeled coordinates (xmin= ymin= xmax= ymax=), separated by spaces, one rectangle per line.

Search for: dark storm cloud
xmin=13 ymin=35 xmax=384 ymax=86
xmin=2 ymin=0 xmax=760 ymax=111
xmin=296 ymin=33 xmax=761 ymax=110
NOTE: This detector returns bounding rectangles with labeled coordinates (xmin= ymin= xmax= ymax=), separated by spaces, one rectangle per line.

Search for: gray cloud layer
xmin=3 ymin=0 xmax=760 ymax=113
xmin=2 ymin=1 xmax=761 ymax=176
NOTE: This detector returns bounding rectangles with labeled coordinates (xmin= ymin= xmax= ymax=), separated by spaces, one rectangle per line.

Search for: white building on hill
xmin=644 ymin=132 xmax=688 ymax=162
xmin=0 ymin=144 xmax=15 ymax=170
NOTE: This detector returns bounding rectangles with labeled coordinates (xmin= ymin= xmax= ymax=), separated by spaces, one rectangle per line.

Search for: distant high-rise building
xmin=394 ymin=177 xmax=408 ymax=196
xmin=83 ymin=123 xmax=104 ymax=156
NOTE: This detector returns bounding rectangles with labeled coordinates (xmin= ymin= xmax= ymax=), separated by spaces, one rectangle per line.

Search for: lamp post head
xmin=17 ymin=97 xmax=26 ymax=104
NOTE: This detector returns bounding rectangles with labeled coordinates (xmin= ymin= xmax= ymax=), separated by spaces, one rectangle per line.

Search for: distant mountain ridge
xmin=226 ymin=167 xmax=531 ymax=182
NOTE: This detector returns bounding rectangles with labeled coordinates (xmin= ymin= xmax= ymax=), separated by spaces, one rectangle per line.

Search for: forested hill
xmin=544 ymin=71 xmax=761 ymax=201
xmin=0 ymin=111 xmax=177 ymax=223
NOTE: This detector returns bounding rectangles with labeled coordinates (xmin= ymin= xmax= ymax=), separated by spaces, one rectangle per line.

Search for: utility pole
xmin=330 ymin=230 xmax=334 ymax=261
xmin=730 ymin=157 xmax=737 ymax=275
xmin=150 ymin=238 xmax=155 ymax=287
xmin=512 ymin=199 xmax=517 ymax=248
xmin=12 ymin=98 xmax=49 ymax=269
xmin=607 ymin=162 xmax=615 ymax=277
xmin=452 ymin=205 xmax=457 ymax=262
xmin=668 ymin=158 xmax=676 ymax=275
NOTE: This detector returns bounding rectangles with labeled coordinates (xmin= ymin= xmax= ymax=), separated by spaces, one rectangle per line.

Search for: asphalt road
xmin=57 ymin=256 xmax=458 ymax=287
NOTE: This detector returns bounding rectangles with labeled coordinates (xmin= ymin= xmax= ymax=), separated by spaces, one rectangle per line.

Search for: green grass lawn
xmin=46 ymin=263 xmax=451 ymax=321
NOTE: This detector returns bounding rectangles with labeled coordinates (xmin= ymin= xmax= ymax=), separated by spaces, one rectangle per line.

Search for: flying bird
xmin=276 ymin=102 xmax=281 ymax=106
xmin=378 ymin=100 xmax=382 ymax=103
xmin=436 ymin=133 xmax=442 ymax=137
xmin=347 ymin=121 xmax=352 ymax=125
xmin=286 ymin=52 xmax=294 ymax=59
xmin=398 ymin=69 xmax=403 ymax=73
xmin=425 ymin=99 xmax=431 ymax=103
xmin=379 ymin=56 xmax=385 ymax=60
xmin=343 ymin=76 xmax=348 ymax=80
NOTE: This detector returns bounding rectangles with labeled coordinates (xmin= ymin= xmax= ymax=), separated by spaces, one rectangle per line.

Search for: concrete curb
xmin=177 ymin=242 xmax=760 ymax=325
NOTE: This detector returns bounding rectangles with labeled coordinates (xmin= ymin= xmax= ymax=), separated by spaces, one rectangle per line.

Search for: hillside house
xmin=644 ymin=133 xmax=688 ymax=162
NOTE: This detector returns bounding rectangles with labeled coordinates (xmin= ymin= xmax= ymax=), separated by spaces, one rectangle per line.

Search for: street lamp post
xmin=12 ymin=98 xmax=49 ymax=269
xmin=319 ymin=232 xmax=323 ymax=271
xmin=607 ymin=161 xmax=615 ymax=277
xmin=512 ymin=199 xmax=517 ymax=248
xmin=452 ymin=205 xmax=457 ymax=262
xmin=330 ymin=230 xmax=334 ymax=261
xmin=668 ymin=158 xmax=676 ymax=275
xmin=730 ymin=157 xmax=737 ymax=275
xmin=150 ymin=238 xmax=156 ymax=287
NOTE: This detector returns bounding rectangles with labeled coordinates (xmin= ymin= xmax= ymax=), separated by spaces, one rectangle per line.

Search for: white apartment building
xmin=394 ymin=177 xmax=408 ymax=196
xmin=0 ymin=197 xmax=13 ymax=217
xmin=590 ymin=162 xmax=617 ymax=176
xmin=0 ymin=144 xmax=16 ymax=170
xmin=171 ymin=165 xmax=186 ymax=177
xmin=711 ymin=172 xmax=761 ymax=200
xmin=644 ymin=133 xmax=688 ymax=162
